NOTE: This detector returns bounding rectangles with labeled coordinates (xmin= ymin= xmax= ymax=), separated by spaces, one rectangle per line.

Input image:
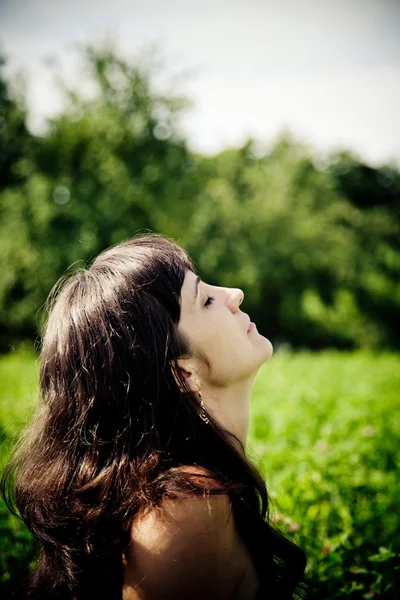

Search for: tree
xmin=0 ymin=44 xmax=200 ymax=346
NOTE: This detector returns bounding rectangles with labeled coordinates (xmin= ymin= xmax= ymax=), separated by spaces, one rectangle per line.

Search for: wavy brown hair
xmin=2 ymin=234 xmax=310 ymax=599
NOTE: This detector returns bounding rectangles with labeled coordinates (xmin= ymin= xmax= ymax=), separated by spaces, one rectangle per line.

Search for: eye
xmin=204 ymin=296 xmax=214 ymax=308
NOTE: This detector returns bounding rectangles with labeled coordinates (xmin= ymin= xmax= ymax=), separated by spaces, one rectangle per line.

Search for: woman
xmin=2 ymin=234 xmax=309 ymax=599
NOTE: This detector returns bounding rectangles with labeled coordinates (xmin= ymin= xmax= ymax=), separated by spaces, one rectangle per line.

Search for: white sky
xmin=1 ymin=0 xmax=400 ymax=166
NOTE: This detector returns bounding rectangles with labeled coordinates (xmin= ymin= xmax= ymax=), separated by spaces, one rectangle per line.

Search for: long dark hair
xmin=2 ymin=234 xmax=309 ymax=599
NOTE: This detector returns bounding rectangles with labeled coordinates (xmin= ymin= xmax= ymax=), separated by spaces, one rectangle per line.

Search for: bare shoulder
xmin=127 ymin=491 xmax=233 ymax=559
xmin=122 ymin=471 xmax=259 ymax=600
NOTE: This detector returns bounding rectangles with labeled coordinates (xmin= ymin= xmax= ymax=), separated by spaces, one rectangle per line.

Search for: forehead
xmin=180 ymin=270 xmax=199 ymax=313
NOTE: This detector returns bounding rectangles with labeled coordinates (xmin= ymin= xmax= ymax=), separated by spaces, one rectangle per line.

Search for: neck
xmin=202 ymin=377 xmax=255 ymax=450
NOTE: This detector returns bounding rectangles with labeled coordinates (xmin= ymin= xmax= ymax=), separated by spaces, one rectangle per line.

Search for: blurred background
xmin=0 ymin=1 xmax=399 ymax=598
xmin=0 ymin=0 xmax=399 ymax=350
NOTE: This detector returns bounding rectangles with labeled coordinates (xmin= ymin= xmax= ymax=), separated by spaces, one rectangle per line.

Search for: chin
xmin=260 ymin=336 xmax=273 ymax=362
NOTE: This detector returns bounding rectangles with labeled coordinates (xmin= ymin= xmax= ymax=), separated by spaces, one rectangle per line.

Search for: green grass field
xmin=1 ymin=347 xmax=399 ymax=598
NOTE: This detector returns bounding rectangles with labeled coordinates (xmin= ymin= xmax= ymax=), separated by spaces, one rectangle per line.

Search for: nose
xmin=227 ymin=288 xmax=244 ymax=312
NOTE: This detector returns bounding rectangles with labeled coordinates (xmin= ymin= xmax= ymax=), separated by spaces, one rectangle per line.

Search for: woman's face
xmin=178 ymin=270 xmax=273 ymax=387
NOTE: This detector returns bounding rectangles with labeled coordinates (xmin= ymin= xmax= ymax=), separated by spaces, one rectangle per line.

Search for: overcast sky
xmin=1 ymin=0 xmax=399 ymax=165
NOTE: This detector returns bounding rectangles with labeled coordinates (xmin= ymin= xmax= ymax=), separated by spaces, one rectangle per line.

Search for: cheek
xmin=201 ymin=316 xmax=241 ymax=359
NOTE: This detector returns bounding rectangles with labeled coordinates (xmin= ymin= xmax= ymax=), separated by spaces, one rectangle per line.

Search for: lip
xmin=243 ymin=313 xmax=255 ymax=333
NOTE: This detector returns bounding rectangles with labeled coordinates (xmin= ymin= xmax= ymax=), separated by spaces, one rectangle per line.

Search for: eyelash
xmin=204 ymin=296 xmax=214 ymax=307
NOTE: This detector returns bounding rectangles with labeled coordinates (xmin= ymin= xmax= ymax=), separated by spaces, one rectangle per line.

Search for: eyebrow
xmin=192 ymin=276 xmax=201 ymax=304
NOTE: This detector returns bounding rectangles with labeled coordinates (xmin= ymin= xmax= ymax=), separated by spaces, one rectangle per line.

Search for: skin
xmin=175 ymin=269 xmax=273 ymax=447
xmin=122 ymin=272 xmax=273 ymax=599
xmin=123 ymin=481 xmax=260 ymax=600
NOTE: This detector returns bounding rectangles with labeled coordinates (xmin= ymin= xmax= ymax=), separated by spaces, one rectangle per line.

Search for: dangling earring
xmin=195 ymin=379 xmax=209 ymax=424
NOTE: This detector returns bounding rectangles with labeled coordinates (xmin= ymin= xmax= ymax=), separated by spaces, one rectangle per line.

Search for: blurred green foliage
xmin=0 ymin=43 xmax=400 ymax=350
xmin=0 ymin=346 xmax=38 ymax=596
xmin=1 ymin=348 xmax=399 ymax=598
xmin=249 ymin=350 xmax=400 ymax=599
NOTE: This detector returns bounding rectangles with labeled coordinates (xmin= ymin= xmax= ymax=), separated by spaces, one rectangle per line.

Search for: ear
xmin=170 ymin=358 xmax=200 ymax=394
